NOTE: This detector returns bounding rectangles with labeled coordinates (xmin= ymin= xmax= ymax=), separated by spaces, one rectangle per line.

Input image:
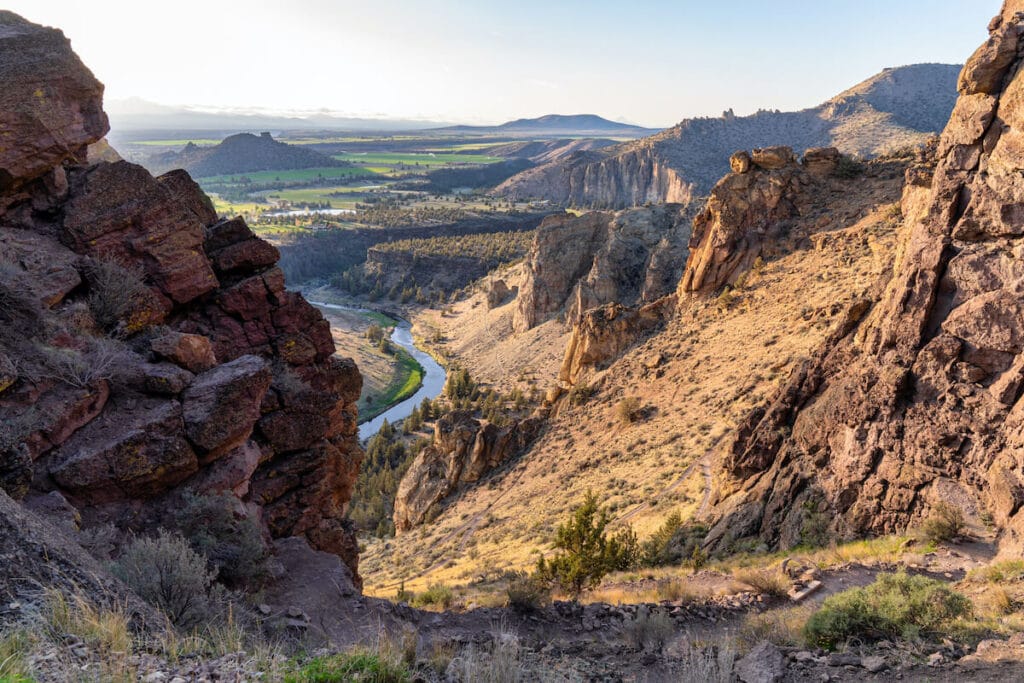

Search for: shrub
xmin=733 ymin=567 xmax=790 ymax=598
xmin=36 ymin=338 xmax=134 ymax=388
xmin=672 ymin=640 xmax=735 ymax=683
xmin=567 ymin=383 xmax=596 ymax=406
xmin=112 ymin=530 xmax=220 ymax=628
xmin=174 ymin=492 xmax=269 ymax=588
xmin=833 ymin=155 xmax=864 ymax=179
xmin=412 ymin=583 xmax=454 ymax=609
xmin=615 ymin=397 xmax=641 ymax=425
xmin=624 ymin=606 xmax=674 ymax=652
xmin=284 ymin=651 xmax=409 ymax=683
xmin=84 ymin=257 xmax=154 ymax=334
xmin=505 ymin=573 xmax=550 ymax=613
xmin=803 ymin=571 xmax=971 ymax=649
xmin=920 ymin=502 xmax=966 ymax=544
xmin=799 ymin=500 xmax=832 ymax=548
xmin=535 ymin=491 xmax=637 ymax=596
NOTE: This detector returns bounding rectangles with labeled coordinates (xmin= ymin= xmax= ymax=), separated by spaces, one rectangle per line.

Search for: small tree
xmin=536 ymin=491 xmax=636 ymax=597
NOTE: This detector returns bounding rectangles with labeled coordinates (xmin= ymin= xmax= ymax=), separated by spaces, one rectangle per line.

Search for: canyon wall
xmin=705 ymin=1 xmax=1024 ymax=556
xmin=0 ymin=13 xmax=364 ymax=586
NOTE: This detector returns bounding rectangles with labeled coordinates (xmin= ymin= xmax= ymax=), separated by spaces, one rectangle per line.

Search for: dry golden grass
xmin=362 ymin=163 xmax=908 ymax=596
xmin=732 ymin=568 xmax=790 ymax=597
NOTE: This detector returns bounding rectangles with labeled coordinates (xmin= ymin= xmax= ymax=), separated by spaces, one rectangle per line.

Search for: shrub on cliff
xmin=112 ymin=530 xmax=221 ymax=628
xmin=803 ymin=572 xmax=971 ymax=649
xmin=920 ymin=502 xmax=966 ymax=544
xmin=84 ymin=257 xmax=155 ymax=334
xmin=536 ymin=491 xmax=638 ymax=596
xmin=174 ymin=492 xmax=269 ymax=588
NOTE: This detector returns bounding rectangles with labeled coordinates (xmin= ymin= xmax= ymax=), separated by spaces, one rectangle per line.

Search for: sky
xmin=6 ymin=0 xmax=1003 ymax=127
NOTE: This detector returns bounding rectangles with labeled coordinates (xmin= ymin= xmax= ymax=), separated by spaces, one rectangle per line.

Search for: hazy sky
xmin=7 ymin=0 xmax=1002 ymax=127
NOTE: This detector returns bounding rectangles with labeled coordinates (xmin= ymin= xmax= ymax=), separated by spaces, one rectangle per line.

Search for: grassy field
xmin=197 ymin=166 xmax=379 ymax=184
xmin=334 ymin=151 xmax=503 ymax=167
xmin=363 ymin=348 xmax=423 ymax=422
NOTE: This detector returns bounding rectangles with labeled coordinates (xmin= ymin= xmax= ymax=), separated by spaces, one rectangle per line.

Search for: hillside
xmin=495 ymin=63 xmax=960 ymax=208
xmin=436 ymin=113 xmax=657 ymax=138
xmin=144 ymin=131 xmax=346 ymax=177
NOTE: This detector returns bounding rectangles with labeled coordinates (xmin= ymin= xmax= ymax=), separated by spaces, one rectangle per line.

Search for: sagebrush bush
xmin=412 ymin=583 xmax=454 ymax=609
xmin=803 ymin=571 xmax=971 ymax=649
xmin=112 ymin=530 xmax=220 ymax=628
xmin=920 ymin=502 xmax=966 ymax=544
xmin=505 ymin=573 xmax=550 ymax=613
xmin=174 ymin=492 xmax=269 ymax=588
xmin=84 ymin=257 xmax=153 ymax=334
xmin=615 ymin=397 xmax=641 ymax=425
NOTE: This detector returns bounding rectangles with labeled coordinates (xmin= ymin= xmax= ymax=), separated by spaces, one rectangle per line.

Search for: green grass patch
xmin=359 ymin=346 xmax=423 ymax=423
xmin=197 ymin=166 xmax=378 ymax=184
xmin=360 ymin=310 xmax=399 ymax=328
xmin=804 ymin=571 xmax=971 ymax=649
xmin=284 ymin=651 xmax=409 ymax=683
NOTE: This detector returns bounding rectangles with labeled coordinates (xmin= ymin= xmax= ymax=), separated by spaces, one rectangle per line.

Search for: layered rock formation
xmin=495 ymin=64 xmax=959 ymax=209
xmin=513 ymin=205 xmax=692 ymax=332
xmin=705 ymin=1 xmax=1024 ymax=556
xmin=0 ymin=15 xmax=363 ymax=584
xmin=393 ymin=412 xmax=544 ymax=531
xmin=680 ymin=146 xmax=838 ymax=294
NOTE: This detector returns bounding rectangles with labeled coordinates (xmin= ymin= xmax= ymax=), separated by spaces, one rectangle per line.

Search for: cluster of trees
xmin=374 ymin=230 xmax=534 ymax=267
xmin=355 ymin=200 xmax=472 ymax=228
xmin=347 ymin=418 xmax=430 ymax=537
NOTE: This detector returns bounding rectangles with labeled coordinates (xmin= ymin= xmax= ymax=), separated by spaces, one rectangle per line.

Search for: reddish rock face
xmin=0 ymin=13 xmax=364 ymax=584
xmin=0 ymin=12 xmax=107 ymax=192
xmin=707 ymin=3 xmax=1024 ymax=557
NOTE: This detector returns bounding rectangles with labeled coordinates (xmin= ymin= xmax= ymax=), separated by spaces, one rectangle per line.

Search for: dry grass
xmin=362 ymin=165 xmax=908 ymax=595
xmin=732 ymin=567 xmax=790 ymax=597
xmin=736 ymin=605 xmax=814 ymax=652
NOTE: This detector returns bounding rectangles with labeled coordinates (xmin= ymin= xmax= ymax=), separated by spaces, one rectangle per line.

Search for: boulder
xmin=182 ymin=355 xmax=271 ymax=460
xmin=62 ymin=161 xmax=219 ymax=305
xmin=735 ymin=641 xmax=785 ymax=683
xmin=801 ymin=147 xmax=841 ymax=175
xmin=486 ymin=278 xmax=515 ymax=309
xmin=730 ymin=150 xmax=752 ymax=174
xmin=0 ymin=12 xmax=107 ymax=191
xmin=48 ymin=398 xmax=198 ymax=501
xmin=150 ymin=331 xmax=217 ymax=373
xmin=751 ymin=146 xmax=795 ymax=170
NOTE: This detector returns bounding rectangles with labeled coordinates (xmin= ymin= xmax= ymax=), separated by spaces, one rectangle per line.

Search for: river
xmin=309 ymin=302 xmax=447 ymax=442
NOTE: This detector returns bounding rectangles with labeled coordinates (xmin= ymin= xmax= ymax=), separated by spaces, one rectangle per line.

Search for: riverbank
xmin=310 ymin=300 xmax=447 ymax=441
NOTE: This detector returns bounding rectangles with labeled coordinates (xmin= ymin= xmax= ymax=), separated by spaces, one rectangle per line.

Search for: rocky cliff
xmin=680 ymin=146 xmax=840 ymax=294
xmin=393 ymin=411 xmax=544 ymax=532
xmin=0 ymin=14 xmax=363 ymax=585
xmin=705 ymin=1 xmax=1024 ymax=556
xmin=495 ymin=64 xmax=959 ymax=209
xmin=513 ymin=205 xmax=693 ymax=333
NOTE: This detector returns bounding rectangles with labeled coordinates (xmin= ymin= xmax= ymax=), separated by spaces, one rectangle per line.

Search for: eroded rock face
xmin=393 ymin=412 xmax=544 ymax=532
xmin=0 ymin=14 xmax=364 ymax=584
xmin=559 ymin=298 xmax=676 ymax=386
xmin=706 ymin=2 xmax=1024 ymax=556
xmin=679 ymin=147 xmax=833 ymax=295
xmin=514 ymin=205 xmax=692 ymax=332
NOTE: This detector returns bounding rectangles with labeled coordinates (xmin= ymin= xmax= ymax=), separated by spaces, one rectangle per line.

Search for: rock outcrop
xmin=680 ymin=146 xmax=838 ymax=295
xmin=514 ymin=205 xmax=693 ymax=332
xmin=705 ymin=1 xmax=1024 ymax=556
xmin=0 ymin=15 xmax=364 ymax=586
xmin=558 ymin=298 xmax=676 ymax=386
xmin=393 ymin=412 xmax=544 ymax=532
xmin=495 ymin=64 xmax=959 ymax=209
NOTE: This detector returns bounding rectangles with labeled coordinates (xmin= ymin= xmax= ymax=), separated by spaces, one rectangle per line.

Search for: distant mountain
xmin=495 ymin=64 xmax=961 ymax=208
xmin=486 ymin=138 xmax=620 ymax=164
xmin=145 ymin=132 xmax=345 ymax=177
xmin=436 ymin=114 xmax=659 ymax=138
xmin=105 ymin=98 xmax=452 ymax=136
